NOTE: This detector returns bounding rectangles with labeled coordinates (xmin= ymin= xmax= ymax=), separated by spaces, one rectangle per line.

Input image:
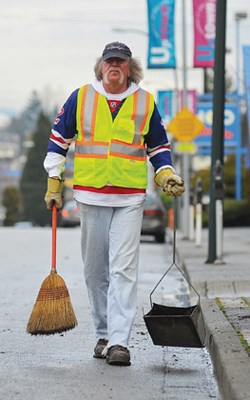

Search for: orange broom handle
xmin=51 ymin=204 xmax=57 ymax=271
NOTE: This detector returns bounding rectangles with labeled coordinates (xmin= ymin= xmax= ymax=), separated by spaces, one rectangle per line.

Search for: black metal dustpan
xmin=143 ymin=198 xmax=206 ymax=348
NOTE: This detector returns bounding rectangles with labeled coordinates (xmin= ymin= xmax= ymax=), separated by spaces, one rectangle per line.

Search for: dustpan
xmin=143 ymin=198 xmax=206 ymax=348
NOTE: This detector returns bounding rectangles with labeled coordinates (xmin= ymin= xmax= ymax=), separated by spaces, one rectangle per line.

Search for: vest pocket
xmin=109 ymin=157 xmax=147 ymax=188
xmin=74 ymin=158 xmax=95 ymax=185
xmin=112 ymin=118 xmax=135 ymax=143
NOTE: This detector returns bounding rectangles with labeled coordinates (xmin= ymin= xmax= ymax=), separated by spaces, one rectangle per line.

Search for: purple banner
xmin=193 ymin=0 xmax=216 ymax=68
xmin=178 ymin=90 xmax=197 ymax=113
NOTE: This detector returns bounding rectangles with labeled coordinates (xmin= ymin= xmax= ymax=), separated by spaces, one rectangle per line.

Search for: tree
xmin=191 ymin=155 xmax=250 ymax=200
xmin=2 ymin=186 xmax=22 ymax=226
xmin=8 ymin=90 xmax=42 ymax=137
xmin=204 ymin=68 xmax=234 ymax=94
xmin=20 ymin=112 xmax=51 ymax=226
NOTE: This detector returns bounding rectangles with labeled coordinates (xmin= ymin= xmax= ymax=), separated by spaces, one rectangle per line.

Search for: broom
xmin=27 ymin=204 xmax=77 ymax=335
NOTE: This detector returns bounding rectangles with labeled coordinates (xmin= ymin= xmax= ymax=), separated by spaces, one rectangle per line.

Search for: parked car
xmin=14 ymin=221 xmax=33 ymax=228
xmin=61 ymin=200 xmax=80 ymax=227
xmin=61 ymin=193 xmax=166 ymax=240
xmin=141 ymin=192 xmax=166 ymax=243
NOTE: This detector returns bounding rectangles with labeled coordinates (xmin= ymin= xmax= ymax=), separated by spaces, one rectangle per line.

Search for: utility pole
xmin=235 ymin=12 xmax=248 ymax=95
xmin=235 ymin=11 xmax=248 ymax=200
xmin=207 ymin=0 xmax=227 ymax=263
xmin=181 ymin=0 xmax=190 ymax=239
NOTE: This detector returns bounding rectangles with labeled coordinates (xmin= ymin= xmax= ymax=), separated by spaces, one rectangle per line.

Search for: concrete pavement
xmin=177 ymin=227 xmax=250 ymax=400
xmin=1 ymin=226 xmax=250 ymax=399
xmin=1 ymin=227 xmax=220 ymax=400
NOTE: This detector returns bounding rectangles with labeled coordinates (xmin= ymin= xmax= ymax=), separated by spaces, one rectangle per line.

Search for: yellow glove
xmin=154 ymin=169 xmax=185 ymax=196
xmin=44 ymin=177 xmax=63 ymax=210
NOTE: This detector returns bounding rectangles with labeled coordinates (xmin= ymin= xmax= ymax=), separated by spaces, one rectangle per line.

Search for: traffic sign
xmin=167 ymin=107 xmax=204 ymax=142
xmin=175 ymin=142 xmax=197 ymax=154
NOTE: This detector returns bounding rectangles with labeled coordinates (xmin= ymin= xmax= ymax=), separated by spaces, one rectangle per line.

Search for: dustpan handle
xmin=149 ymin=262 xmax=175 ymax=307
xmin=149 ymin=197 xmax=200 ymax=308
xmin=171 ymin=198 xmax=201 ymax=300
xmin=51 ymin=204 xmax=57 ymax=271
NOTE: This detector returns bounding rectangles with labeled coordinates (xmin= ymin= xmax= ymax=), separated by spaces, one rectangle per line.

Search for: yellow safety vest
xmin=74 ymin=84 xmax=154 ymax=189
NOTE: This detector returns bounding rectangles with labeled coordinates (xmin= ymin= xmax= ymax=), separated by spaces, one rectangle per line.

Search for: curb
xmin=201 ymin=299 xmax=250 ymax=400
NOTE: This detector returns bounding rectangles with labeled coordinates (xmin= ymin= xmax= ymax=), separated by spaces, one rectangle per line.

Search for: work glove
xmin=154 ymin=169 xmax=185 ymax=197
xmin=44 ymin=177 xmax=63 ymax=210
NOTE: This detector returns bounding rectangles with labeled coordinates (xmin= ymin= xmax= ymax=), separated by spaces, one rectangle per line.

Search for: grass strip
xmin=236 ymin=329 xmax=250 ymax=356
xmin=215 ymin=297 xmax=225 ymax=313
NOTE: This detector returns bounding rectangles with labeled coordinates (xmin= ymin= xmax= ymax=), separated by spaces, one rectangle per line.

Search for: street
xmin=0 ymin=227 xmax=220 ymax=400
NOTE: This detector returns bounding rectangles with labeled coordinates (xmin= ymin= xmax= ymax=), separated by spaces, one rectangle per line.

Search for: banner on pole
xmin=193 ymin=0 xmax=216 ymax=68
xmin=157 ymin=90 xmax=173 ymax=124
xmin=147 ymin=0 xmax=176 ymax=68
xmin=179 ymin=90 xmax=197 ymax=113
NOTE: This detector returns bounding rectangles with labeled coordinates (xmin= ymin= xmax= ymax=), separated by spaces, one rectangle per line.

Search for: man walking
xmin=44 ymin=42 xmax=185 ymax=366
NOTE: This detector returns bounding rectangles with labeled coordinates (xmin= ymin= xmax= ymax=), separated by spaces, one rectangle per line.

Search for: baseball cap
xmin=102 ymin=42 xmax=132 ymax=61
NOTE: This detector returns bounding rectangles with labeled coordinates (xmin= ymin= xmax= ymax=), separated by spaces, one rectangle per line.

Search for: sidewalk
xmin=1 ymin=226 xmax=249 ymax=400
xmin=177 ymin=227 xmax=250 ymax=400
xmin=0 ymin=227 xmax=220 ymax=400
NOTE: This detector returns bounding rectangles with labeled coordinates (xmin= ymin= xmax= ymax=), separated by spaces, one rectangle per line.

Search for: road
xmin=0 ymin=227 xmax=221 ymax=400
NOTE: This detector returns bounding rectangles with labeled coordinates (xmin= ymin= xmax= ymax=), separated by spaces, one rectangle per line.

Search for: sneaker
xmin=106 ymin=345 xmax=131 ymax=366
xmin=93 ymin=339 xmax=108 ymax=359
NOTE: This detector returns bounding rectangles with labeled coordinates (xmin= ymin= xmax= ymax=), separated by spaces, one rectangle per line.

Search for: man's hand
xmin=154 ymin=169 xmax=185 ymax=196
xmin=44 ymin=177 xmax=63 ymax=210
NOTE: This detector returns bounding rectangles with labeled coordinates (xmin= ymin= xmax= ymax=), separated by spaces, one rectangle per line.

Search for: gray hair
xmin=94 ymin=57 xmax=144 ymax=85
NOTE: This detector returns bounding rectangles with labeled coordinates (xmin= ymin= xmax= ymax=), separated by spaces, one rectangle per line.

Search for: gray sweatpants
xmin=77 ymin=202 xmax=144 ymax=348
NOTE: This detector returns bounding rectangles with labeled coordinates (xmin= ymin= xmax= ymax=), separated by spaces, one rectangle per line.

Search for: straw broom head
xmin=27 ymin=269 xmax=77 ymax=335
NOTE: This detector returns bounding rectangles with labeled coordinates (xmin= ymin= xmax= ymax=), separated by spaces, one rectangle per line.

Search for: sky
xmin=1 ymin=0 xmax=250 ymax=124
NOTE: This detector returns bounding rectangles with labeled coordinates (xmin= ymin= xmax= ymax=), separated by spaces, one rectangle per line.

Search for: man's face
xmin=102 ymin=58 xmax=130 ymax=85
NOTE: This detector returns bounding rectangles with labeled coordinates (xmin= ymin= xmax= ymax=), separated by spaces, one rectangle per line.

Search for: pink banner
xmin=179 ymin=90 xmax=197 ymax=113
xmin=193 ymin=0 xmax=216 ymax=68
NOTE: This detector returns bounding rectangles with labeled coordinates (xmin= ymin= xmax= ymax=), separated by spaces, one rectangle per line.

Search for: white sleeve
xmin=43 ymin=152 xmax=66 ymax=178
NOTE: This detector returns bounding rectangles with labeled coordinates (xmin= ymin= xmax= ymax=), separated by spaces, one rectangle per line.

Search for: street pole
xmin=207 ymin=0 xmax=227 ymax=263
xmin=235 ymin=18 xmax=240 ymax=97
xmin=235 ymin=17 xmax=240 ymax=200
xmin=189 ymin=187 xmax=195 ymax=241
xmin=195 ymin=178 xmax=203 ymax=247
xmin=214 ymin=160 xmax=225 ymax=264
xmin=234 ymin=12 xmax=247 ymax=200
xmin=235 ymin=12 xmax=248 ymax=95
xmin=181 ymin=0 xmax=190 ymax=239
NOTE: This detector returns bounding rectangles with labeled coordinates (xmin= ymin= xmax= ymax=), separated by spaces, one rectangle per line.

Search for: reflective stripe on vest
xmin=131 ymin=89 xmax=151 ymax=144
xmin=110 ymin=140 xmax=146 ymax=160
xmin=75 ymin=141 xmax=145 ymax=160
xmin=76 ymin=85 xmax=98 ymax=142
xmin=74 ymin=142 xmax=109 ymax=158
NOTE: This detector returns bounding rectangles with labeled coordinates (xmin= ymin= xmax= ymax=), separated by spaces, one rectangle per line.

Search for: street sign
xmin=175 ymin=142 xmax=197 ymax=154
xmin=167 ymin=107 xmax=204 ymax=142
xmin=195 ymin=102 xmax=240 ymax=146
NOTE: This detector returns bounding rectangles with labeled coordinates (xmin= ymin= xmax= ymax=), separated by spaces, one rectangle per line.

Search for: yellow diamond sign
xmin=167 ymin=107 xmax=204 ymax=142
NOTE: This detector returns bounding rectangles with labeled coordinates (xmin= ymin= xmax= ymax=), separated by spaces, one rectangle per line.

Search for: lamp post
xmin=181 ymin=0 xmax=190 ymax=239
xmin=235 ymin=12 xmax=248 ymax=95
xmin=234 ymin=11 xmax=247 ymax=200
xmin=207 ymin=0 xmax=227 ymax=264
xmin=112 ymin=27 xmax=148 ymax=36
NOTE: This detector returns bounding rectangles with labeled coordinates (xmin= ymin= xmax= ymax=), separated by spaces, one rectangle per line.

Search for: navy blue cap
xmin=102 ymin=42 xmax=132 ymax=61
